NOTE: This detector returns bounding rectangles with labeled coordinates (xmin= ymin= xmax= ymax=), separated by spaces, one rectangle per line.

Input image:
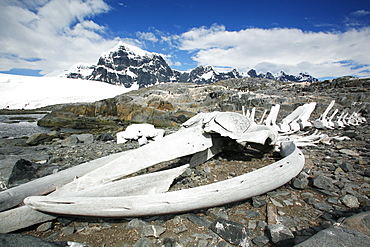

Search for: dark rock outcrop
xmin=8 ymin=159 xmax=37 ymax=186
xmin=37 ymin=76 xmax=370 ymax=129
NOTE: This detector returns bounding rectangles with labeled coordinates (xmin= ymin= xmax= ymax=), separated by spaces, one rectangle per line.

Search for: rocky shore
xmin=0 ymin=76 xmax=369 ymax=246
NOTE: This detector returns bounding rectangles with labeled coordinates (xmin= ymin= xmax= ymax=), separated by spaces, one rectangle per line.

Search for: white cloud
xmin=0 ymin=0 xmax=121 ymax=75
xmin=173 ymin=24 xmax=370 ymax=78
xmin=136 ymin=31 xmax=159 ymax=42
xmin=351 ymin=10 xmax=370 ymax=17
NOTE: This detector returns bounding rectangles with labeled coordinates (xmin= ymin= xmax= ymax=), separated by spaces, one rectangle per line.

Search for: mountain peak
xmin=59 ymin=43 xmax=318 ymax=88
xmin=101 ymin=41 xmax=153 ymax=59
xmin=246 ymin=69 xmax=317 ymax=83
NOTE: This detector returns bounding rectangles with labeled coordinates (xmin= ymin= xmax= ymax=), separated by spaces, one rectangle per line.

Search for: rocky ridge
xmin=36 ymin=76 xmax=370 ymax=130
xmin=247 ymin=69 xmax=317 ymax=83
xmin=62 ymin=42 xmax=318 ymax=88
xmin=0 ymin=76 xmax=369 ymax=246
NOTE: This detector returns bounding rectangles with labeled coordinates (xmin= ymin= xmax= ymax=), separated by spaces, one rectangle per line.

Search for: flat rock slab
xmin=341 ymin=211 xmax=370 ymax=236
xmin=0 ymin=233 xmax=61 ymax=247
xmin=339 ymin=149 xmax=360 ymax=156
xmin=295 ymin=226 xmax=370 ymax=247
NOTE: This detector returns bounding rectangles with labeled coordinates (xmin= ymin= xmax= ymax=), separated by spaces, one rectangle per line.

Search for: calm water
xmin=0 ymin=114 xmax=91 ymax=138
xmin=0 ymin=114 xmax=51 ymax=138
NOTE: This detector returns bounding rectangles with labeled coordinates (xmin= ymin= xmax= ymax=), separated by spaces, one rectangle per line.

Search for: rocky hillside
xmin=247 ymin=69 xmax=318 ymax=83
xmin=61 ymin=42 xmax=318 ymax=88
xmin=37 ymin=76 xmax=369 ymax=129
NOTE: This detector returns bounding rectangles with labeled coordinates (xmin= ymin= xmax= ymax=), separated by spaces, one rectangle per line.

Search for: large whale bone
xmin=53 ymin=126 xmax=213 ymax=195
xmin=24 ymin=141 xmax=304 ymax=218
xmin=0 ymin=164 xmax=189 ymax=233
xmin=347 ymin=109 xmax=366 ymax=126
xmin=277 ymin=130 xmax=333 ymax=147
xmin=334 ymin=109 xmax=348 ymax=128
xmin=312 ymin=100 xmax=335 ymax=129
xmin=264 ymin=104 xmax=280 ymax=131
xmin=327 ymin=109 xmax=339 ymax=128
xmin=0 ymin=150 xmax=133 ymax=212
xmin=278 ymin=102 xmax=316 ymax=133
xmin=182 ymin=111 xmax=278 ymax=145
xmin=0 ymin=111 xmax=278 ymax=232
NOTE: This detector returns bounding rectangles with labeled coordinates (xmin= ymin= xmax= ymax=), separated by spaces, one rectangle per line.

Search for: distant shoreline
xmin=0 ymin=109 xmax=49 ymax=115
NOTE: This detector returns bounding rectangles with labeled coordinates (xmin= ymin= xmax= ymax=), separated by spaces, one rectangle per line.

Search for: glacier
xmin=0 ymin=74 xmax=137 ymax=110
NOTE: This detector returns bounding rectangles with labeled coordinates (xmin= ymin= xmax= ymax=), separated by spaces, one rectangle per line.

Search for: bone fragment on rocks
xmin=259 ymin=109 xmax=268 ymax=125
xmin=250 ymin=107 xmax=256 ymax=123
xmin=264 ymin=104 xmax=280 ymax=131
xmin=313 ymin=100 xmax=335 ymax=129
xmin=327 ymin=109 xmax=338 ymax=128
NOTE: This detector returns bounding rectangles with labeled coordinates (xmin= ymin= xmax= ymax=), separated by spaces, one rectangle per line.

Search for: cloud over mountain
xmin=0 ymin=0 xmax=119 ymax=75
xmin=0 ymin=1 xmax=369 ymax=80
xmin=172 ymin=24 xmax=370 ymax=78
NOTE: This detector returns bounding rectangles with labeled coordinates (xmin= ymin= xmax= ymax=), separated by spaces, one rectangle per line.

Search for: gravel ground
xmin=1 ymin=121 xmax=369 ymax=246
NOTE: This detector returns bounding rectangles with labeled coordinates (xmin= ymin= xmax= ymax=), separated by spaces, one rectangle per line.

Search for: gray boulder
xmin=311 ymin=175 xmax=335 ymax=191
xmin=210 ymin=218 xmax=252 ymax=247
xmin=26 ymin=133 xmax=53 ymax=146
xmin=294 ymin=227 xmax=370 ymax=247
xmin=341 ymin=211 xmax=370 ymax=236
xmin=267 ymin=224 xmax=294 ymax=246
xmin=8 ymin=159 xmax=37 ymax=186
xmin=61 ymin=135 xmax=79 ymax=147
xmin=76 ymin=134 xmax=94 ymax=144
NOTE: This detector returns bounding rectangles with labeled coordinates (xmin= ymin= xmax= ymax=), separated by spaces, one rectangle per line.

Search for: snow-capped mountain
xmin=88 ymin=42 xmax=177 ymax=88
xmin=181 ymin=66 xmax=241 ymax=84
xmin=58 ymin=42 xmax=317 ymax=88
xmin=84 ymin=42 xmax=243 ymax=88
xmin=46 ymin=63 xmax=96 ymax=79
xmin=247 ymin=69 xmax=318 ymax=83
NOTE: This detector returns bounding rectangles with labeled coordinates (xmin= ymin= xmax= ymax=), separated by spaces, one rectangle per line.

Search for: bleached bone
xmin=50 ymin=112 xmax=277 ymax=196
xmin=312 ymin=100 xmax=335 ymax=129
xmin=197 ymin=112 xmax=278 ymax=145
xmin=298 ymin=102 xmax=317 ymax=130
xmin=327 ymin=109 xmax=338 ymax=128
xmin=249 ymin=107 xmax=256 ymax=123
xmin=189 ymin=135 xmax=226 ymax=167
xmin=116 ymin=123 xmax=165 ymax=144
xmin=347 ymin=110 xmax=364 ymax=126
xmin=54 ymin=126 xmax=213 ymax=195
xmin=264 ymin=104 xmax=280 ymax=131
xmin=278 ymin=106 xmax=306 ymax=133
xmin=277 ymin=130 xmax=323 ymax=147
xmin=355 ymin=112 xmax=366 ymax=124
xmin=53 ymin=164 xmax=189 ymax=197
xmin=347 ymin=112 xmax=357 ymax=126
xmin=244 ymin=107 xmax=256 ymax=123
xmin=0 ymin=150 xmax=133 ymax=212
xmin=277 ymin=126 xmax=353 ymax=147
xmin=24 ymin=141 xmax=304 ymax=218
xmin=0 ymin=164 xmax=189 ymax=233
xmin=334 ymin=109 xmax=348 ymax=128
xmin=278 ymin=102 xmax=316 ymax=133
xmin=259 ymin=109 xmax=268 ymax=125
xmin=245 ymin=109 xmax=250 ymax=119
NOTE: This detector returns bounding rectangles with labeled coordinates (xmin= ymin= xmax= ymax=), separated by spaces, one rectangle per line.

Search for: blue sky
xmin=1 ymin=0 xmax=370 ymax=80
